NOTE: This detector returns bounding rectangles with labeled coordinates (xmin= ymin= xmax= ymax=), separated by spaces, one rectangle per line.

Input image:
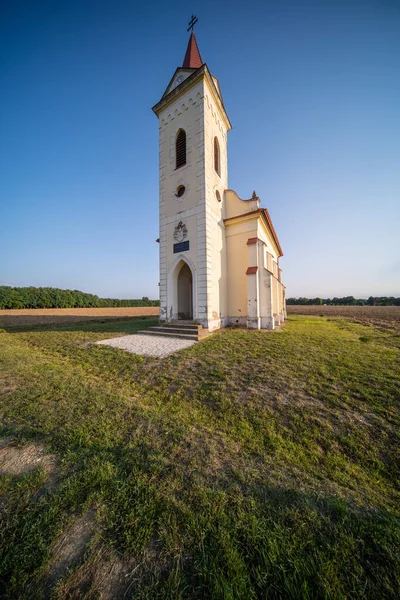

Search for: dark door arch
xmin=177 ymin=262 xmax=193 ymax=320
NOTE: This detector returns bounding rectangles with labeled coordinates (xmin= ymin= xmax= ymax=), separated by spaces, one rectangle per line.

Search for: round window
xmin=216 ymin=190 xmax=221 ymax=202
xmin=176 ymin=185 xmax=185 ymax=198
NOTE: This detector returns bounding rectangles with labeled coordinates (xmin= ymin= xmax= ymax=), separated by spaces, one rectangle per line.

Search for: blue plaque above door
xmin=173 ymin=240 xmax=189 ymax=253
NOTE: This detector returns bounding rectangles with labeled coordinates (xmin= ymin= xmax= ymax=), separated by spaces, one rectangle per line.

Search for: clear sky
xmin=1 ymin=0 xmax=399 ymax=299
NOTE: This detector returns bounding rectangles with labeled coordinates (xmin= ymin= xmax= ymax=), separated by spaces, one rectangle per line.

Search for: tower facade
xmin=153 ymin=32 xmax=286 ymax=332
xmin=152 ymin=33 xmax=231 ymax=330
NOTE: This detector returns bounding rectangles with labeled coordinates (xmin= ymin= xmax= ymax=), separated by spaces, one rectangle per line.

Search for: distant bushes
xmin=0 ymin=287 xmax=160 ymax=310
xmin=287 ymin=296 xmax=400 ymax=306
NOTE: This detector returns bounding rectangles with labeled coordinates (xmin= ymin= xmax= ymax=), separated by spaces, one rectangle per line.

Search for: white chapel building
xmin=152 ymin=31 xmax=286 ymax=332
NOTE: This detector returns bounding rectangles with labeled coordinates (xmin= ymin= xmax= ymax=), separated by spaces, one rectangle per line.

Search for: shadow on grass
xmin=1 ymin=442 xmax=399 ymax=600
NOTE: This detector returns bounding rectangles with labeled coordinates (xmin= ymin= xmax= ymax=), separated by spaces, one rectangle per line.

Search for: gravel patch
xmin=96 ymin=334 xmax=196 ymax=357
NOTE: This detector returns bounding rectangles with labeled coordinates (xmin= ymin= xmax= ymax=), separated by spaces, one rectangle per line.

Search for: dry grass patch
xmin=44 ymin=509 xmax=96 ymax=586
xmin=55 ymin=540 xmax=139 ymax=600
xmin=0 ymin=439 xmax=56 ymax=478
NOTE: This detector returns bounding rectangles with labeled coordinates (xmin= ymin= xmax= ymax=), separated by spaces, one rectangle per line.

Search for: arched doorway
xmin=177 ymin=262 xmax=193 ymax=320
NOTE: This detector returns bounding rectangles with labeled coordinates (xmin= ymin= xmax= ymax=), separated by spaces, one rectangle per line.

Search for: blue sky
xmin=1 ymin=0 xmax=399 ymax=299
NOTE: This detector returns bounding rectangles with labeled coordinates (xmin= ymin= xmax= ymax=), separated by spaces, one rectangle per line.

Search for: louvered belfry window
xmin=176 ymin=129 xmax=186 ymax=169
xmin=214 ymin=137 xmax=220 ymax=176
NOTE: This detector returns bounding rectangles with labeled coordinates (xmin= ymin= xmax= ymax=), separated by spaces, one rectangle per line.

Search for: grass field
xmin=0 ymin=314 xmax=399 ymax=599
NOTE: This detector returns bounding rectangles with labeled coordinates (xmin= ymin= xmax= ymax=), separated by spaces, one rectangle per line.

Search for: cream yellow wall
xmin=224 ymin=210 xmax=285 ymax=328
xmin=266 ymin=252 xmax=273 ymax=273
xmin=224 ymin=189 xmax=259 ymax=220
xmin=225 ymin=218 xmax=258 ymax=318
xmin=256 ymin=221 xmax=279 ymax=262
xmin=272 ymin=278 xmax=278 ymax=316
xmin=223 ymin=189 xmax=264 ymax=324
xmin=258 ymin=219 xmax=285 ymax=323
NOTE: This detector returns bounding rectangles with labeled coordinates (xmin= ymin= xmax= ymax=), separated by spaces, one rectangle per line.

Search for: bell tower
xmin=152 ymin=25 xmax=232 ymax=331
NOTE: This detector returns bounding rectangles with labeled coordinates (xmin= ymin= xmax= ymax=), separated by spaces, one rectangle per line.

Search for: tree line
xmin=287 ymin=296 xmax=400 ymax=306
xmin=0 ymin=287 xmax=160 ymax=310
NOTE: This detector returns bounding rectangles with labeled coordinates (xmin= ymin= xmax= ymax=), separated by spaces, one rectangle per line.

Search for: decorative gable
xmin=162 ymin=68 xmax=198 ymax=99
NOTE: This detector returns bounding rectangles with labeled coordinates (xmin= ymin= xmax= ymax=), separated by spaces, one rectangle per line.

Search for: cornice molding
xmin=152 ymin=64 xmax=232 ymax=131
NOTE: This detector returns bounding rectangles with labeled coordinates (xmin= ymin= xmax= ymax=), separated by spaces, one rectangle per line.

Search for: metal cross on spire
xmin=187 ymin=15 xmax=198 ymax=32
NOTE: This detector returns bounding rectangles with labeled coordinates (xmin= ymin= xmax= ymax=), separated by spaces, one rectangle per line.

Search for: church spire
xmin=182 ymin=32 xmax=203 ymax=69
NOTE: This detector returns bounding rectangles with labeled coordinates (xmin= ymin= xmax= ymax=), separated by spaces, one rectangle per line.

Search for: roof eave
xmin=224 ymin=208 xmax=283 ymax=257
xmin=261 ymin=208 xmax=283 ymax=257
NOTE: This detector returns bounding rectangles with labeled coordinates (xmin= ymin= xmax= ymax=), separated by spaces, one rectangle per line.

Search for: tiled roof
xmin=182 ymin=32 xmax=203 ymax=68
xmin=224 ymin=208 xmax=283 ymax=257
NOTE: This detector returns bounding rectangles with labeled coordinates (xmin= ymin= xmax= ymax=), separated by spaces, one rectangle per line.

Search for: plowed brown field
xmin=0 ymin=307 xmax=160 ymax=328
xmin=2 ymin=306 xmax=399 ymax=331
xmin=287 ymin=305 xmax=400 ymax=331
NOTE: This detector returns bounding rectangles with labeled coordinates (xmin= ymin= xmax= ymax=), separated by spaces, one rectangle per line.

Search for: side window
xmin=266 ymin=252 xmax=273 ymax=272
xmin=176 ymin=129 xmax=186 ymax=169
xmin=214 ymin=137 xmax=220 ymax=176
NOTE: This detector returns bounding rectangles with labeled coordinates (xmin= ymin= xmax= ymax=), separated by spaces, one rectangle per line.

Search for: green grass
xmin=0 ymin=316 xmax=399 ymax=599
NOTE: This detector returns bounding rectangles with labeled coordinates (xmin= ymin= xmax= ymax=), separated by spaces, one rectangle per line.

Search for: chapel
xmin=152 ymin=28 xmax=286 ymax=333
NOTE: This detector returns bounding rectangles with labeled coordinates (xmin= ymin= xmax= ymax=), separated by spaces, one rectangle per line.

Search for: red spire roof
xmin=182 ymin=32 xmax=203 ymax=69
